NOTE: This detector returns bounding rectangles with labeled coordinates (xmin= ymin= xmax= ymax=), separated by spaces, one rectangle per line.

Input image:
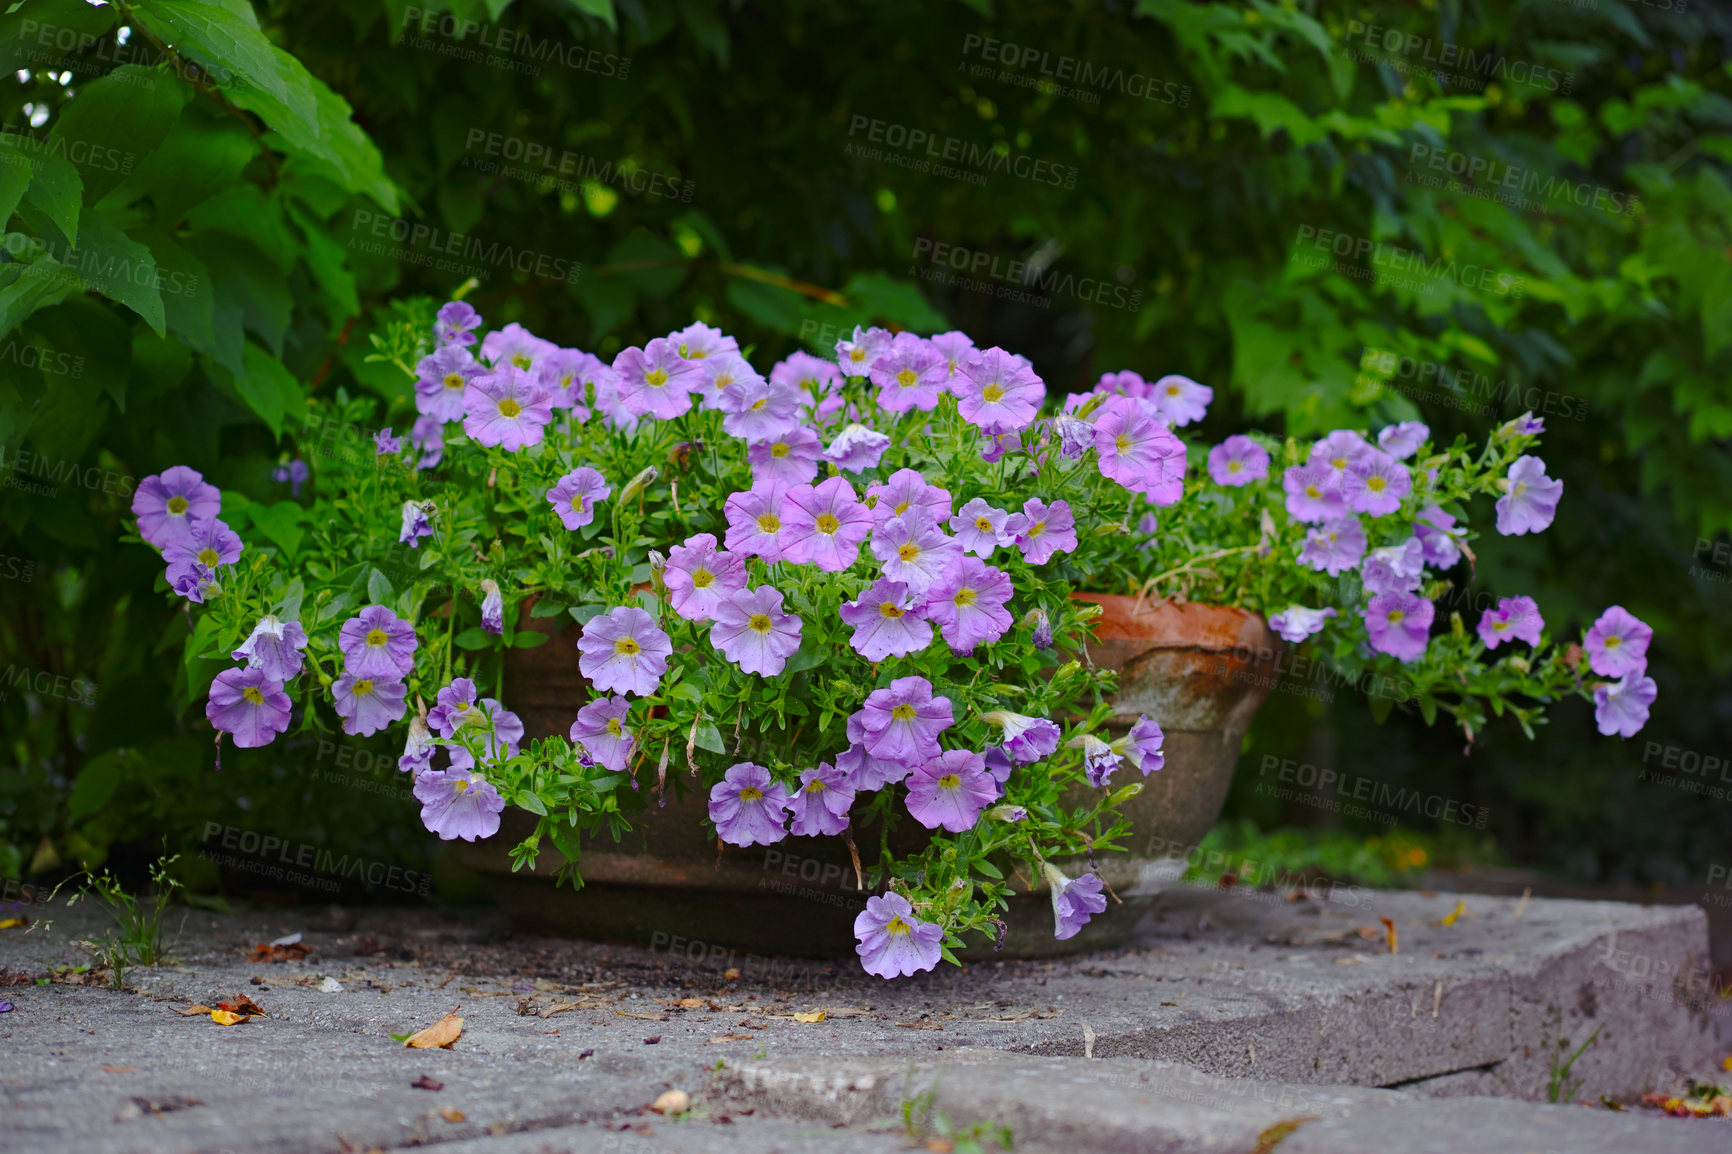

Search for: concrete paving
xmin=0 ymin=883 xmax=1727 ymax=1152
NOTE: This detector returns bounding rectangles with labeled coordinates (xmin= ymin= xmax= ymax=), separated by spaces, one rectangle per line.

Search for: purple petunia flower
xmin=1593 ymin=674 xmax=1657 ymax=738
xmin=584 ymin=357 xmax=637 ymax=433
xmin=789 ymin=763 xmax=856 ymax=837
xmin=1501 ymin=411 xmax=1546 ymax=438
xmin=1093 ymin=396 xmax=1187 ymax=504
xmin=273 ymin=459 xmax=309 ymax=498
xmin=399 ymin=713 xmax=434 ymax=775
xmin=333 ymin=673 xmax=408 ymax=737
xmin=1150 ymin=374 xmax=1212 ymax=426
xmin=710 ymin=586 xmax=804 ymax=676
xmin=924 ymin=556 xmax=1014 ymax=654
xmin=1268 ymin=605 xmax=1338 ymax=644
xmin=664 ymin=533 xmax=748 ymax=623
xmin=464 ymin=368 xmax=554 ymax=451
xmin=748 ymin=426 xmax=824 ymax=487
xmin=954 ymin=347 xmax=1045 ymax=433
xmin=546 ymin=467 xmax=611 ymax=530
xmin=1282 ymin=462 xmax=1345 ymax=524
xmin=1047 ymin=867 xmax=1107 ymax=940
xmin=577 ymin=606 xmax=673 ymax=696
xmin=949 ymin=498 xmax=1014 ymax=558
xmin=1311 ymin=430 xmax=1372 ymax=481
xmin=171 ymin=562 xmax=220 ymax=604
xmin=538 ymin=349 xmax=591 ymax=415
xmin=870 ymin=507 xmax=962 ymax=595
xmin=722 ymin=484 xmax=790 ymax=563
xmin=839 ymin=578 xmax=934 ymax=660
xmin=338 ymin=605 xmax=417 ymax=679
xmin=1363 ymin=591 xmax=1435 ymax=663
xmin=1360 ymin=539 xmax=1426 ymax=597
xmin=983 ymin=744 xmax=1014 ymax=785
xmin=1007 ymin=498 xmax=1078 ymax=566
xmin=446 ymin=697 xmax=523 ymax=772
xmin=480 ymin=578 xmax=505 ymax=635
xmin=374 ymin=427 xmax=402 ymax=456
xmin=163 ymin=516 xmax=243 ymax=589
xmin=855 ymin=675 xmax=954 ymax=764
xmin=415 ymin=346 xmax=484 ymax=423
xmin=1377 ymin=421 xmax=1429 ymax=459
xmin=781 ymin=477 xmax=873 ymax=571
xmin=929 ymin=330 xmax=977 ymax=379
xmin=1340 ymin=449 xmax=1411 ymax=517
xmin=1118 ymin=715 xmax=1165 ymax=775
xmin=409 ymin=415 xmax=444 ymax=469
xmin=1478 ymin=596 xmax=1544 ymax=649
xmin=1584 ymin=605 xmax=1652 ymax=678
xmin=835 ymin=325 xmax=892 ymax=378
xmin=1028 ymin=606 xmax=1053 ymax=649
xmin=1495 ymin=456 xmax=1563 ymax=536
xmin=982 ymin=710 xmax=1061 ymax=765
xmin=398 ymin=500 xmax=434 ymax=549
xmin=905 ymin=750 xmax=998 ymax=833
xmin=837 ymin=717 xmax=912 ymax=791
xmin=481 ymin=322 xmax=557 ymax=374
xmin=205 ymin=667 xmax=292 ymax=748
xmin=854 ymin=892 xmax=943 ymax=980
xmin=414 ymin=767 xmax=504 ymax=842
xmin=1051 ymin=414 xmax=1095 ymax=459
xmin=823 ymin=424 xmax=892 ymax=473
xmin=869 ymin=332 xmax=947 ymax=414
xmin=436 ymin=301 xmax=481 ymax=346
xmin=1298 ymin=516 xmax=1368 ymax=576
xmin=868 ymin=469 xmax=953 ymax=528
xmin=569 ymin=695 xmax=634 ymax=773
xmin=717 ymin=363 xmax=799 ymax=440
xmin=770 ymin=352 xmax=846 ymax=425
xmin=613 ymin=337 xmax=701 ymax=420
xmin=1076 ymin=734 xmax=1122 ymax=787
xmin=1207 ymin=436 xmax=1270 ymax=486
xmin=1412 ymin=504 xmax=1464 ymax=569
xmin=709 ymin=762 xmax=791 ymax=847
xmin=427 ymin=677 xmax=481 ymax=738
xmin=232 ymin=615 xmax=308 ymax=683
xmin=668 ymin=321 xmax=739 ymax=364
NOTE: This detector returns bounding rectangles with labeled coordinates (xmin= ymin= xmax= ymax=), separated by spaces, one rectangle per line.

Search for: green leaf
xmin=5 ymin=144 xmax=84 ymax=246
xmin=607 ymin=231 xmax=689 ymax=297
xmin=694 ymin=722 xmax=725 ymax=754
xmin=115 ymin=105 xmax=258 ymax=226
xmin=134 ymin=228 xmax=217 ymax=357
xmin=558 ymin=0 xmax=617 ymax=31
xmin=0 ymin=0 xmax=119 ymax=75
xmin=0 ymin=254 xmax=80 ymax=339
xmin=71 ymin=214 xmax=166 ymax=335
xmin=244 ymin=500 xmax=307 ymax=558
xmin=454 ymin=628 xmax=492 ymax=650
xmin=68 ymin=748 xmax=130 ymax=821
xmin=218 ymin=341 xmax=303 ymax=438
xmin=0 ymin=146 xmax=33 ymax=225
xmin=367 ymin=566 xmax=394 ymax=606
xmin=130 ymin=0 xmax=316 ymax=128
xmin=49 ymin=65 xmax=190 ymax=203
xmin=511 ymin=631 xmax=550 ymax=649
xmin=842 ymin=271 xmax=947 ymax=331
xmin=529 ymin=600 xmax=569 ymax=618
xmin=516 ymin=791 xmax=549 ymax=816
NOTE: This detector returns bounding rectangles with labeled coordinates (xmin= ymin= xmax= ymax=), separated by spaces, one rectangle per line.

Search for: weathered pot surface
xmin=445 ymin=594 xmax=1280 ymax=958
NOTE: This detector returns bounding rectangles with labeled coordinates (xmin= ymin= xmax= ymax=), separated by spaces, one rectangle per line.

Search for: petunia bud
xmin=987 ymin=804 xmax=1028 ymax=823
xmin=621 ymin=465 xmax=659 ymax=502
xmin=648 ymin=549 xmax=667 ymax=595
xmin=1507 ymin=655 xmax=1531 ymax=675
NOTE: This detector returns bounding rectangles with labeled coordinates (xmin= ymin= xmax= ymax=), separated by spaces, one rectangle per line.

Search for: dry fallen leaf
xmin=708 ymin=1034 xmax=754 ymax=1043
xmin=411 ymin=1075 xmax=443 ymax=1091
xmin=791 ymin=1011 xmax=825 ymax=1023
xmin=650 ymin=1089 xmax=690 ymax=1115
xmin=0 ymin=918 xmax=26 ymax=930
xmin=897 ymin=1022 xmax=943 ymax=1031
xmin=404 ymin=1008 xmax=464 ymax=1049
xmin=101 ymin=1066 xmax=139 ymax=1073
xmin=675 ymin=998 xmax=705 ymax=1009
xmin=615 ymin=1010 xmax=667 ymax=1021
xmin=174 ymin=1005 xmax=213 ymax=1016
xmin=722 ymin=968 xmax=740 ymax=979
xmin=1441 ymin=900 xmax=1466 ymax=926
xmin=217 ymin=994 xmax=265 ymax=1016
xmin=1380 ymin=917 xmax=1398 ymax=955
xmin=438 ymin=1107 xmax=466 ymax=1123
xmin=209 ymin=1010 xmax=249 ymax=1026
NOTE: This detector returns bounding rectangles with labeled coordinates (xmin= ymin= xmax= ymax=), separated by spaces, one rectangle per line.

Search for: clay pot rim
xmin=1071 ymin=591 xmax=1277 ymax=653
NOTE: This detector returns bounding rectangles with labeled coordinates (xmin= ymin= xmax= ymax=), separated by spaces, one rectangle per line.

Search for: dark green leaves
xmin=48 ymin=65 xmax=189 ymax=203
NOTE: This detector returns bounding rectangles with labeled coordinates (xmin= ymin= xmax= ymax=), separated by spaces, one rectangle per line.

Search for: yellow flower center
xmin=740 ymin=786 xmax=763 ymax=801
xmin=953 ymin=587 xmax=977 ymax=608
xmin=879 ymin=601 xmax=904 ymax=619
xmin=198 ymin=548 xmax=219 ymax=567
xmin=242 ymin=687 xmax=265 ymax=705
xmin=750 ymin=398 xmax=768 ymax=411
xmin=849 ymin=348 xmax=867 ymax=363
xmin=1387 ymin=611 xmax=1405 ymax=625
xmin=982 ymin=383 xmax=1005 ymax=403
xmin=1332 ymin=456 xmax=1349 ymax=470
xmin=807 ymin=779 xmax=826 ymax=794
xmin=367 ymin=628 xmax=388 ymax=647
xmin=815 ymin=512 xmax=841 ymax=535
xmin=1228 ymin=461 xmax=1242 ymax=473
xmin=691 ymin=568 xmax=715 ymax=589
xmin=975 ymin=517 xmax=992 ymax=532
xmin=771 ymin=442 xmax=790 ymax=458
xmin=497 ymin=397 xmax=522 ymax=418
xmin=1305 ymin=484 xmax=1323 ymax=499
xmin=1115 ymin=433 xmax=1132 ymax=454
xmin=614 ymin=637 xmax=641 ymax=656
xmin=1605 ymin=636 xmax=1621 ymax=649
xmin=167 ymin=496 xmax=188 ymax=515
xmin=454 ymin=779 xmax=470 ymax=794
xmin=511 ymin=353 xmax=533 ymax=369
xmin=1493 ymin=621 xmax=1509 ymax=632
xmin=606 ymin=718 xmax=622 ymax=735
xmin=1166 ymin=384 xmax=1182 ymax=396
xmin=891 ymin=704 xmax=916 ymax=721
xmin=897 ymin=369 xmax=917 ymax=388
xmin=756 ymin=512 xmax=781 ymax=533
xmin=645 ymin=368 xmax=669 ymax=387
xmin=354 ymin=679 xmax=374 ymax=696
xmin=748 ymin=613 xmax=773 ymax=634
xmin=444 ymin=372 xmax=464 ymax=390
xmin=1513 ymin=481 xmax=1528 ymax=498
xmin=884 ymin=915 xmax=910 ymax=937
xmin=897 ymin=543 xmax=921 ymax=562
xmin=1367 ymin=475 xmax=1387 ymax=492
xmin=1026 ymin=521 xmax=1046 ymax=538
xmin=939 ymin=773 xmax=961 ymax=790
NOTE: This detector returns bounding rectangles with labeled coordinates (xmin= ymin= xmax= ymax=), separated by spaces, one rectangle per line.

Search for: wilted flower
xmin=1115 ymin=715 xmax=1165 ymax=775
xmin=546 ymin=467 xmax=611 ymax=530
xmin=1052 ymin=414 xmax=1095 ymax=459
xmin=981 ymin=710 xmax=1061 ymax=765
xmin=206 ymin=668 xmax=292 ymax=748
xmin=479 ymin=578 xmax=505 ymax=635
xmin=664 ymin=533 xmax=748 ymax=623
xmin=399 ymin=500 xmax=435 ymax=547
xmin=709 ymin=762 xmax=791 ymax=847
xmin=1360 ymin=539 xmax=1425 ymax=596
xmin=905 ymin=750 xmax=998 ymax=832
xmin=823 ymin=423 xmax=893 ymax=473
xmin=853 ymin=892 xmax=943 ymax=979
xmin=399 ymin=712 xmax=434 ymax=775
xmin=710 ymin=586 xmax=804 ymax=676
xmin=576 ymin=606 xmax=673 ymax=697
xmin=232 ymin=615 xmax=308 ymax=682
xmin=1072 ymin=734 xmax=1122 ymax=787
xmin=1364 ymin=591 xmax=1435 ymax=663
xmin=1478 ymin=596 xmax=1544 ymax=649
xmin=839 ymin=578 xmax=934 ymax=660
xmin=1584 ymin=606 xmax=1652 ymax=678
xmin=1495 ymin=456 xmax=1562 ymax=536
xmin=1025 ymin=606 xmax=1053 ymax=649
xmin=414 ymin=767 xmax=504 ymax=842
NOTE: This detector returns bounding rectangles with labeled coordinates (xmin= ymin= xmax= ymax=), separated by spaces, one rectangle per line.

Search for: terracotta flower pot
xmin=445 ymin=594 xmax=1280 ymax=958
